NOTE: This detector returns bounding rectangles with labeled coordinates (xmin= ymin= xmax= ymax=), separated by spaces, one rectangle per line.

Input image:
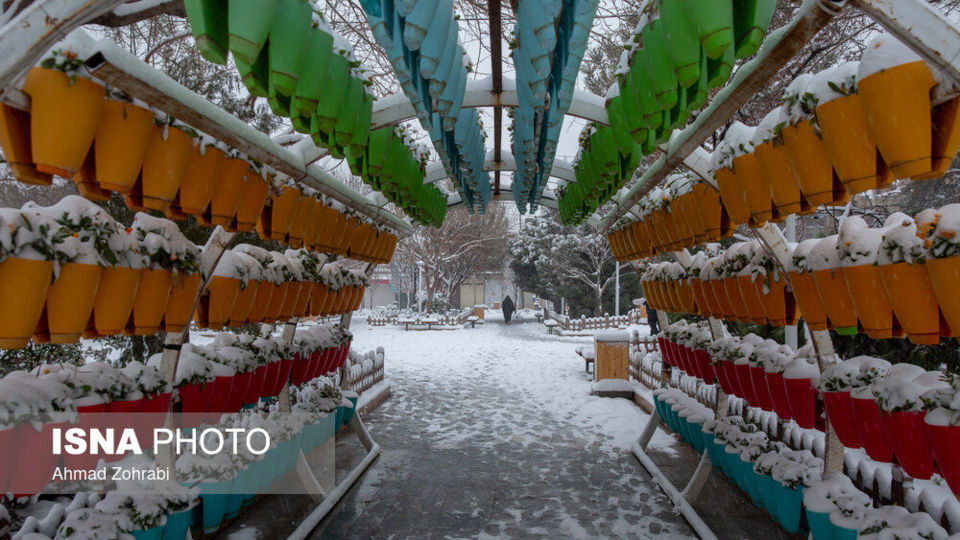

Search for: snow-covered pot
xmin=264 ymin=281 xmax=289 ymax=323
xmin=733 ymin=151 xmax=775 ymax=226
xmin=206 ymin=157 xmax=249 ymax=227
xmin=162 ymin=272 xmax=203 ymax=334
xmin=783 ymin=356 xmax=819 ymax=429
xmin=925 ymin=415 xmax=960 ymax=495
xmin=752 ymin=114 xmax=804 ymax=217
xmin=837 ymin=217 xmax=897 ymax=339
xmin=877 ymin=212 xmax=942 ymax=344
xmin=748 ymin=365 xmax=774 ymax=411
xmin=737 ymin=456 xmax=765 ymax=507
xmin=737 ymin=274 xmax=766 ymax=324
xmin=782 ymin=118 xmax=837 ymax=208
xmin=787 ymin=245 xmax=829 ymax=331
xmin=857 ymin=35 xmax=936 ymax=180
xmin=274 ymin=357 xmax=295 ymax=395
xmin=162 ymin=504 xmax=194 ymax=540
xmin=923 ymin=204 xmax=960 ymax=336
xmin=822 ymin=391 xmax=860 ymax=448
xmin=197 ymin=276 xmax=241 ymax=331
xmin=140 ymin=123 xmax=194 ymax=211
xmin=23 ymin=66 xmax=104 ymax=178
xmin=197 ymin=484 xmax=230 ymax=533
xmin=808 ymin=236 xmax=858 ymax=335
xmin=850 ymin=393 xmax=893 ymax=462
xmin=176 ymin=141 xmax=226 ymax=217
xmin=766 ymin=372 xmax=792 ymax=420
xmin=694 ymin=349 xmax=714 ymax=383
xmin=733 ymin=360 xmax=756 ymax=405
xmin=0 ymin=213 xmax=57 ymax=348
xmin=130 ymin=267 xmax=174 ymax=334
xmin=723 ymin=276 xmax=750 ymax=322
xmin=38 ymin=261 xmax=102 ymax=343
xmin=889 ymin=411 xmax=936 ymax=479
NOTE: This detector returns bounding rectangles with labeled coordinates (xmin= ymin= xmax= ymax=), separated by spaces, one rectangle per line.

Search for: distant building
xmin=361 ymin=265 xmax=395 ymax=309
xmin=457 ymin=271 xmax=534 ymax=309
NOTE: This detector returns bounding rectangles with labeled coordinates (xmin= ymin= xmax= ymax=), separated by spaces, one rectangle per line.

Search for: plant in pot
xmin=922 ymin=373 xmax=960 ymax=495
xmin=208 ymin=332 xmax=258 ymax=411
xmin=856 ymin=505 xmax=950 ymax=540
xmin=820 ymin=355 xmax=891 ymax=450
xmin=227 ymin=251 xmax=263 ymax=327
xmin=919 ymin=203 xmax=960 ymax=338
xmin=787 ymin=239 xmax=830 ymax=331
xmin=808 ymin=235 xmax=859 ymax=335
xmin=121 ymin=360 xmax=172 ymax=444
xmin=781 ymin=346 xmax=821 ymax=429
xmin=837 ymin=216 xmax=900 ymax=339
xmin=750 ymin=106 xmax=806 ymax=217
xmin=192 ymin=344 xmax=237 ymax=424
xmin=803 ymin=473 xmax=871 ymax=540
xmin=93 ymin=88 xmax=155 ymax=196
xmin=749 ymin=245 xmax=797 ymax=328
xmin=196 ymin=250 xmax=243 ymax=331
xmin=152 ymin=344 xmax=215 ymax=424
xmin=128 ymin=115 xmax=196 ymax=213
xmin=56 ymin=506 xmax=134 ymax=540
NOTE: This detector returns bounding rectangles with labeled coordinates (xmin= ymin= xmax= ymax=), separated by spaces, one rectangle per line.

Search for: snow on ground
xmin=316 ymin=311 xmax=691 ymax=538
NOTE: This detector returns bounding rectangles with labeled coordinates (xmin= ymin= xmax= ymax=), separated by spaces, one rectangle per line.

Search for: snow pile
xmin=860 ymin=33 xmax=954 ymax=98
xmin=922 ymin=203 xmax=960 ymax=259
xmin=806 ymin=62 xmax=859 ymax=107
xmin=820 ymin=356 xmax=891 ymax=393
xmin=751 ymin=106 xmax=788 ymax=146
xmin=879 ymin=212 xmax=927 ymax=265
xmin=711 ymin=122 xmax=756 ymax=172
xmin=131 ymin=213 xmax=200 ymax=276
xmin=0 ymin=370 xmax=76 ymax=428
xmin=807 ymin=235 xmax=841 ymax=271
xmin=234 ymin=244 xmax=283 ymax=284
xmin=788 ymin=238 xmax=821 ymax=273
xmin=837 ymin=216 xmax=883 ymax=267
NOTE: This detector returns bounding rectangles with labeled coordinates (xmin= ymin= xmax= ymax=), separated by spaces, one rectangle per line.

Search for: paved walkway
xmin=312 ymin=315 xmax=693 ymax=538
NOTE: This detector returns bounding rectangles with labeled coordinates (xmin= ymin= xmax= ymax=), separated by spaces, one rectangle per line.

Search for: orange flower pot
xmin=128 ymin=269 xmax=173 ymax=335
xmin=631 ymin=221 xmax=653 ymax=258
xmin=691 ymin=278 xmax=709 ymax=317
xmin=859 ymin=61 xmax=936 ymax=179
xmin=349 ymin=222 xmax=376 ymax=260
xmin=141 ymin=125 xmax=193 ymax=211
xmin=94 ymin=100 xmax=154 ymax=193
xmin=737 ymin=274 xmax=766 ymax=324
xmin=310 ymin=282 xmax=329 ymax=316
xmin=787 ymin=270 xmax=829 ymax=331
xmin=293 ymin=281 xmax=313 ymax=317
xmin=177 ymin=145 xmax=226 ymax=216
xmin=305 ymin=203 xmax=335 ymax=250
xmin=352 ymin=285 xmax=365 ymax=311
xmin=73 ymin=149 xmax=112 ymax=202
xmin=247 ymin=280 xmax=274 ymax=323
xmin=207 ymin=158 xmax=250 ymax=227
xmin=0 ymin=104 xmax=52 ymax=185
xmin=260 ymin=187 xmax=301 ymax=242
xmin=39 ymin=262 xmax=102 ymax=344
xmin=669 ymin=198 xmax=694 ymax=247
xmin=163 ymin=272 xmax=203 ymax=333
xmin=90 ymin=266 xmax=142 ymax=336
xmin=227 ymin=281 xmax=260 ymax=327
xmin=199 ymin=276 xmax=240 ymax=330
xmin=650 ymin=209 xmax=678 ymax=251
xmin=917 ymin=97 xmax=960 ymax=181
xmin=22 ymin=67 xmax=104 ymax=177
xmin=691 ymin=183 xmax=730 ymax=241
xmin=812 ymin=267 xmax=858 ymax=333
xmin=879 ymin=262 xmax=942 ymax=344
xmin=286 ymin=196 xmax=316 ymax=248
xmin=713 ymin=278 xmax=736 ymax=320
xmin=333 ymin=217 xmax=359 ymax=256
xmin=264 ymin=282 xmax=288 ymax=323
xmin=816 ymin=94 xmax=880 ymax=196
xmin=723 ymin=276 xmax=749 ymax=322
xmin=926 ymin=256 xmax=960 ymax=341
xmin=782 ymin=122 xmax=840 ymax=207
xmin=279 ymin=281 xmax=302 ymax=321
xmin=754 ymin=141 xmax=803 ymax=217
xmin=664 ymin=281 xmax=680 ymax=312
xmin=754 ymin=275 xmax=797 ymax=327
xmin=322 ymin=287 xmax=342 ymax=315
xmin=677 ymin=280 xmax=697 ymax=314
xmin=0 ymin=257 xmax=53 ymax=349
xmin=678 ymin=192 xmax=707 ymax=245
xmin=732 ymin=153 xmax=774 ymax=225
xmin=714 ymin=167 xmax=750 ymax=227
xmin=235 ymin=173 xmax=269 ymax=232
xmin=311 ymin=205 xmax=342 ymax=252
xmin=844 ymin=264 xmax=899 ymax=339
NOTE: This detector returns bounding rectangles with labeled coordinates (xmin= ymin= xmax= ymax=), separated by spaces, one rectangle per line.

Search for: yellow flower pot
xmin=293 ymin=281 xmax=313 ymax=317
xmin=226 ymin=281 xmax=259 ymax=327
xmin=247 ymin=280 xmax=273 ymax=323
xmin=141 ymin=125 xmax=193 ymax=211
xmin=259 ymin=186 xmax=301 ymax=242
xmin=199 ymin=276 xmax=240 ymax=330
xmin=677 ymin=280 xmax=697 ymax=314
xmin=925 ymin=256 xmax=960 ymax=342
xmin=723 ymin=276 xmax=750 ymax=322
xmin=23 ymin=67 xmax=104 ymax=178
xmin=286 ymin=196 xmax=316 ymax=248
xmin=334 ymin=217 xmax=360 ymax=256
xmin=732 ymin=153 xmax=774 ymax=225
xmin=279 ymin=281 xmax=302 ymax=321
xmin=234 ymin=173 xmax=268 ymax=233
xmin=714 ymin=167 xmax=750 ymax=227
xmin=127 ymin=269 xmax=172 ymax=335
xmin=879 ymin=262 xmax=942 ymax=345
xmin=691 ymin=183 xmax=728 ymax=241
xmin=859 ymin=61 xmax=936 ymax=179
xmin=812 ymin=267 xmax=858 ymax=332
xmin=710 ymin=279 xmax=734 ymax=320
xmin=208 ymin=158 xmax=249 ymax=227
xmin=39 ymin=262 xmax=102 ymax=344
xmin=163 ymin=272 xmax=203 ymax=334
xmin=310 ymin=283 xmax=329 ymax=316
xmin=90 ymin=266 xmax=142 ymax=337
xmin=737 ymin=274 xmax=766 ymax=324
xmin=349 ymin=222 xmax=376 ymax=260
xmin=816 ymin=94 xmax=880 ymax=196
xmin=787 ymin=270 xmax=829 ymax=331
xmin=668 ymin=198 xmax=694 ymax=247
xmin=0 ymin=104 xmax=52 ymax=185
xmin=754 ymin=140 xmax=804 ymax=217
xmin=678 ymin=191 xmax=707 ymax=245
xmin=843 ymin=264 xmax=898 ymax=339
xmin=177 ymin=145 xmax=226 ymax=216
xmin=94 ymin=100 xmax=154 ymax=193
xmin=0 ymin=257 xmax=53 ymax=349
xmin=264 ymin=282 xmax=288 ymax=323
xmin=73 ymin=149 xmax=112 ymax=202
xmin=754 ymin=275 xmax=796 ymax=328
xmin=917 ymin=97 xmax=960 ymax=181
xmin=782 ymin=122 xmax=841 ymax=207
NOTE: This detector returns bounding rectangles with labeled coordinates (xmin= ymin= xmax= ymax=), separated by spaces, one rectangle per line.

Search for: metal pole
xmin=615 ymin=261 xmax=620 ymax=316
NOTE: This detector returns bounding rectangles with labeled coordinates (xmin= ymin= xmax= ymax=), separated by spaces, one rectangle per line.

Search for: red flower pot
xmin=178 ymin=382 xmax=211 ymax=413
xmin=750 ymin=366 xmax=775 ymax=411
xmin=684 ymin=346 xmax=698 ymax=377
xmin=822 ymin=391 xmax=862 ymax=448
xmin=927 ymin=423 xmax=960 ymax=495
xmin=784 ymin=377 xmax=817 ymax=429
xmin=11 ymin=422 xmax=62 ymax=496
xmin=105 ymin=396 xmax=147 ymax=463
xmin=261 ymin=361 xmax=281 ymax=398
xmin=0 ymin=426 xmax=15 ymax=492
xmin=307 ymin=350 xmax=323 ymax=380
xmin=891 ymin=411 xmax=936 ymax=479
xmin=733 ymin=363 xmax=755 ymax=404
xmin=273 ymin=358 xmax=294 ymax=395
xmin=657 ymin=337 xmax=671 ymax=364
xmin=716 ymin=362 xmax=736 ymax=395
xmin=336 ymin=342 xmax=351 ymax=369
xmin=695 ymin=349 xmax=714 ymax=382
xmin=246 ymin=365 xmax=268 ymax=404
xmin=290 ymin=353 xmax=310 ymax=385
xmin=228 ymin=371 xmax=253 ymax=412
xmin=766 ymin=372 xmax=794 ymax=421
xmin=137 ymin=392 xmax=171 ymax=444
xmin=852 ymin=396 xmax=894 ymax=462
xmin=107 ymin=396 xmax=146 ymax=414
xmin=63 ymin=403 xmax=107 ymax=470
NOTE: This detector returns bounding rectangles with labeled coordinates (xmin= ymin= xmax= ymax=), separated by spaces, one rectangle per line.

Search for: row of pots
xmin=642 ymin=274 xmax=798 ymax=329
xmin=654 ymin=395 xmax=806 ymax=534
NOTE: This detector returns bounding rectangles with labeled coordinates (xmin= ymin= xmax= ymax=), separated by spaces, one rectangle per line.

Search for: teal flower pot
xmin=198 ymin=483 xmax=230 ymax=533
xmin=225 ymin=469 xmax=249 ymax=519
xmin=301 ymin=421 xmax=323 ymax=453
xmin=689 ymin=421 xmax=705 ymax=454
xmin=132 ymin=526 xmax=163 ymax=540
xmin=184 ymin=0 xmax=229 ymax=65
xmin=737 ymin=458 xmax=764 ymax=508
xmin=160 ymin=505 xmax=193 ymax=540
xmin=757 ymin=474 xmax=779 ymax=522
xmin=805 ymin=508 xmax=834 ymax=540
xmin=335 ymin=405 xmax=345 ymax=432
xmin=722 ymin=447 xmax=742 ymax=485
xmin=704 ymin=435 xmax=724 ymax=471
xmin=322 ymin=411 xmax=337 ymax=444
xmin=834 ymin=523 xmax=858 ymax=540
xmin=774 ymin=484 xmax=804 ymax=533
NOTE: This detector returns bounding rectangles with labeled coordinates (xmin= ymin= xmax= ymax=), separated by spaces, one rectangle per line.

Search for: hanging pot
xmin=264 ymin=282 xmax=288 ymax=323
xmin=812 ymin=268 xmax=858 ymax=334
xmin=286 ymin=196 xmax=316 ymax=248
xmin=235 ymin=42 xmax=270 ymax=98
xmin=683 ymin=0 xmax=732 ymax=59
xmin=714 ymin=167 xmax=751 ymax=226
xmin=783 ymin=376 xmax=817 ymax=429
xmin=176 ymin=144 xmax=225 ymax=216
xmin=292 ymin=27 xmax=333 ymax=118
xmin=754 ymin=274 xmax=796 ymax=327
xmin=22 ymin=67 xmax=104 ymax=178
xmin=822 ymin=390 xmax=862 ymax=448
xmin=889 ymin=410 xmax=936 ymax=480
xmin=200 ymin=276 xmax=241 ymax=330
xmin=279 ymin=281 xmax=302 ymax=321
xmin=733 ymin=362 xmax=756 ymax=404
xmin=766 ymin=371 xmax=793 ymax=420
xmin=267 ymin=0 xmax=311 ymax=96
xmin=852 ymin=396 xmax=894 ymax=462
xmin=93 ymin=99 xmax=154 ymax=193
xmin=234 ymin=173 xmax=269 ymax=233
xmin=723 ymin=276 xmax=750 ymax=322
xmin=162 ymin=272 xmax=203 ymax=334
xmin=127 ymin=268 xmax=172 ymax=335
xmin=259 ymin=186 xmax=301 ymax=241
xmin=782 ymin=122 xmax=844 ymax=207
xmin=733 ymin=153 xmax=774 ymax=225
xmin=858 ymin=60 xmax=936 ymax=179
xmin=879 ymin=262 xmax=943 ymax=345
xmin=228 ymin=280 xmax=260 ymax=327
xmin=737 ymin=274 xmax=767 ymax=324
xmin=227 ymin=0 xmax=275 ymax=65
xmin=89 ymin=266 xmax=142 ymax=337
xmin=37 ymin=262 xmax=102 ymax=344
xmin=293 ymin=281 xmax=313 ymax=318
xmin=309 ymin=283 xmax=329 ymax=317
xmin=925 ymin=420 xmax=960 ymax=496
xmin=787 ymin=270 xmax=829 ymax=331
xmin=925 ymin=255 xmax=960 ymax=338
xmin=184 ymin=0 xmax=229 ymax=64
xmin=140 ymin=125 xmax=193 ymax=211
xmin=0 ymin=104 xmax=51 ymax=185
xmin=918 ymin=96 xmax=960 ymax=180
xmin=0 ymin=257 xmax=53 ymax=349
xmin=732 ymin=0 xmax=776 ymax=59
xmin=749 ymin=365 xmax=775 ymax=411
xmin=208 ymin=158 xmax=250 ymax=228
xmin=842 ymin=263 xmax=897 ymax=339
xmin=816 ymin=94 xmax=881 ymax=195
xmin=754 ymin=140 xmax=804 ymax=217
xmin=660 ymin=0 xmax=701 ymax=87
xmin=73 ymin=149 xmax=111 ymax=202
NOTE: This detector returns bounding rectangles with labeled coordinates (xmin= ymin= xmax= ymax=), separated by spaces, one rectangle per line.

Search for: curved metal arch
xmin=371 ymin=76 xmax=609 ymax=130
xmin=424 ymin=152 xmax=576 ymax=185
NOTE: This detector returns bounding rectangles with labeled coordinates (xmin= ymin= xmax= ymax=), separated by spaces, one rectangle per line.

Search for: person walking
xmin=643 ymin=299 xmax=659 ymax=335
xmin=502 ymin=295 xmax=515 ymax=324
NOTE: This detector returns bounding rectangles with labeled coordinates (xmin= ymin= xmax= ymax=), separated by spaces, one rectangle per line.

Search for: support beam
xmin=425 ymin=154 xmax=575 ymax=184
xmin=489 ymin=0 xmax=503 ymax=194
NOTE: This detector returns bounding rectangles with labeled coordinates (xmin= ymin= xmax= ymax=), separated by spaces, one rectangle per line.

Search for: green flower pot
xmin=660 ymin=0 xmax=701 ymax=88
xmin=606 ymin=95 xmax=636 ymax=155
xmin=707 ymin=41 xmax=734 ymax=88
xmin=235 ymin=42 xmax=270 ymax=98
xmin=642 ymin=19 xmax=677 ymax=110
xmin=686 ymin=50 xmax=709 ymax=110
xmin=228 ymin=0 xmax=275 ymax=65
xmin=185 ymin=0 xmax=229 ymax=65
xmin=334 ymin=77 xmax=364 ymax=150
xmin=268 ymin=0 xmax=312 ymax=96
xmin=366 ymin=127 xmax=393 ymax=178
xmin=292 ymin=26 xmax=334 ymax=118
xmin=349 ymin=92 xmax=374 ymax=157
xmin=733 ymin=0 xmax=775 ymax=59
xmin=268 ymin=82 xmax=292 ymax=117
xmin=684 ymin=0 xmax=733 ymax=60
xmin=314 ymin=54 xmax=349 ymax=136
xmin=627 ymin=54 xmax=662 ymax=131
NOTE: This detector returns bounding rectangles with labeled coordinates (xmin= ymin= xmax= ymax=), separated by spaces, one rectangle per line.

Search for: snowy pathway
xmin=313 ymin=314 xmax=693 ymax=538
